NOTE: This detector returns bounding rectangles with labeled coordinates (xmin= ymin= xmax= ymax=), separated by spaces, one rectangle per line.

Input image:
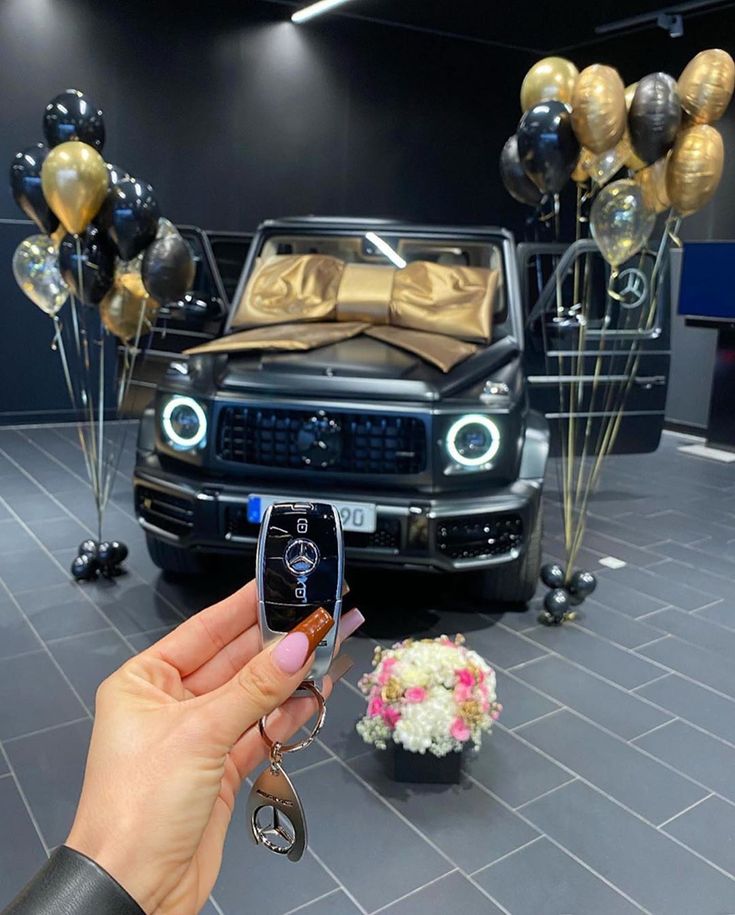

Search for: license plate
xmin=247 ymin=494 xmax=377 ymax=533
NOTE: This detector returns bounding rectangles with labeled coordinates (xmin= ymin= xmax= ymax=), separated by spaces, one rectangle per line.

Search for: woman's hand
xmin=65 ymin=581 xmax=363 ymax=915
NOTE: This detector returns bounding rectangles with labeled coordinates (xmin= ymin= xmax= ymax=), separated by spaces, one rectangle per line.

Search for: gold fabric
xmin=233 ymin=254 xmax=496 ymax=342
xmin=335 ymin=263 xmax=392 ymax=324
xmin=193 ymin=253 xmax=497 ymax=372
xmin=186 ymin=321 xmax=369 ymax=355
xmin=364 ymin=326 xmax=479 ymax=373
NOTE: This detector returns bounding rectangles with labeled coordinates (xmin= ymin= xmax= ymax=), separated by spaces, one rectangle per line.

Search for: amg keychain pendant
xmin=247 ymin=751 xmax=308 ymax=861
xmin=247 ymin=681 xmax=327 ymax=862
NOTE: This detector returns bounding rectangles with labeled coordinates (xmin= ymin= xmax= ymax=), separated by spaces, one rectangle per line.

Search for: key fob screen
xmin=259 ymin=502 xmax=343 ymax=633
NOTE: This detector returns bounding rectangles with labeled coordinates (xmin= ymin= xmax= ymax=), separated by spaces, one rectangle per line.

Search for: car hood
xmin=212 ymin=334 xmax=520 ymax=403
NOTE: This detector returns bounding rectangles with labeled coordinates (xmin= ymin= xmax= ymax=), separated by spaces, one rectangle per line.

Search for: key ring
xmin=258 ymin=681 xmax=327 ymax=757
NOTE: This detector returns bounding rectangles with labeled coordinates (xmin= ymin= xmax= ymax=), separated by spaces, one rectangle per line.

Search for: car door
xmin=518 ymin=238 xmax=671 ymax=455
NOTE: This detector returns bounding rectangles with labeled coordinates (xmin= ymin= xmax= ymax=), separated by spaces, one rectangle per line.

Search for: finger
xmin=230 ymin=675 xmax=335 ymax=780
xmin=199 ymin=608 xmax=335 ymax=746
xmin=183 ymin=606 xmax=365 ymax=697
xmin=144 ymin=580 xmax=258 ymax=677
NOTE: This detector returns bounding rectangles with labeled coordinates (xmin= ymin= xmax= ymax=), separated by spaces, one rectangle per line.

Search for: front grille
xmin=437 ymin=513 xmax=523 ymax=560
xmin=137 ymin=486 xmax=194 ymax=537
xmin=217 ymin=406 xmax=427 ymax=475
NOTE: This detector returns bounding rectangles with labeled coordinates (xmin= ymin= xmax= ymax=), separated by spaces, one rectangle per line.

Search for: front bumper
xmin=134 ymin=457 xmax=542 ymax=572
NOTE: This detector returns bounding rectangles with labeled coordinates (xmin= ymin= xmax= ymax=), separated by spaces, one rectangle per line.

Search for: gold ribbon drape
xmin=186 ymin=254 xmax=498 ymax=372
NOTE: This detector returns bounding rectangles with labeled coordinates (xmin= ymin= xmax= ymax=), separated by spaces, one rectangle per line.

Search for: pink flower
xmin=382 ymin=707 xmax=401 ymax=728
xmin=367 ymin=696 xmax=385 ymax=718
xmin=454 ymin=683 xmax=474 ymax=703
xmin=404 ymin=687 xmax=427 ymax=703
xmin=450 ymin=717 xmax=471 ymax=742
xmin=480 ymin=698 xmax=490 ymax=712
xmin=456 ymin=668 xmax=474 ymax=687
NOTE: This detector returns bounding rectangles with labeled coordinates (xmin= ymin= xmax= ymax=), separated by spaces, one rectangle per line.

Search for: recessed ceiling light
xmin=291 ymin=0 xmax=356 ymax=24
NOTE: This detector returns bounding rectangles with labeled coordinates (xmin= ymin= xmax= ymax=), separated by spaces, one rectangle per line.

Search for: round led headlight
xmin=161 ymin=396 xmax=207 ymax=450
xmin=446 ymin=414 xmax=500 ymax=467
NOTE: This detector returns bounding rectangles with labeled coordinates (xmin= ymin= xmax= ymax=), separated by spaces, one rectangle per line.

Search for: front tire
xmin=470 ymin=506 xmax=543 ymax=606
xmin=145 ymin=533 xmax=209 ymax=576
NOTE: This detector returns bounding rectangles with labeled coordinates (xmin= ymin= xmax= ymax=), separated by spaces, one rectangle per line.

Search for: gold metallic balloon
xmin=624 ymin=82 xmax=638 ymax=110
xmin=636 ymin=156 xmax=671 ymax=214
xmin=40 ymin=141 xmax=108 ymax=235
xmin=100 ymin=280 xmax=159 ymax=342
xmin=572 ymin=64 xmax=627 ymax=154
xmin=521 ymin=57 xmax=579 ymax=112
xmin=666 ymin=124 xmax=724 ymax=216
xmin=678 ymin=49 xmax=735 ymax=124
xmin=590 ymin=178 xmax=655 ymax=268
xmin=117 ymin=253 xmax=146 ymax=298
xmin=572 ymin=153 xmax=589 ymax=183
xmin=12 ymin=234 xmax=69 ymax=316
xmin=582 ymin=134 xmax=630 ymax=186
xmin=50 ymin=224 xmax=66 ymax=250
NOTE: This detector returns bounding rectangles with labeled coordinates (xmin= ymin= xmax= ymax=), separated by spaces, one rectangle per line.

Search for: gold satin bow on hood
xmin=186 ymin=254 xmax=499 ymax=372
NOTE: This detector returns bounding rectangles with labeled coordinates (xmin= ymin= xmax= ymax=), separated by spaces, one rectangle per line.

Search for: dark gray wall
xmin=3 ymin=0 xmax=735 ymax=424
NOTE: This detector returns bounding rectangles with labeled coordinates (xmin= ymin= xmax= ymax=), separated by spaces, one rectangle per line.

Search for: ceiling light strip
xmin=291 ymin=0 xmax=356 ymax=24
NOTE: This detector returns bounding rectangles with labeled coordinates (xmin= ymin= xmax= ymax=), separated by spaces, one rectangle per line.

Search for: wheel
xmin=470 ymin=506 xmax=543 ymax=606
xmin=145 ymin=533 xmax=209 ymax=576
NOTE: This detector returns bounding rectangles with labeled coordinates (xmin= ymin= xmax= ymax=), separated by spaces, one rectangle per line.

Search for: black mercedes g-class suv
xmin=135 ymin=217 xmax=550 ymax=602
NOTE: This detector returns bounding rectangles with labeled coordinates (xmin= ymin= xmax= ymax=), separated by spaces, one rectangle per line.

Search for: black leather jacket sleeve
xmin=3 ymin=845 xmax=146 ymax=915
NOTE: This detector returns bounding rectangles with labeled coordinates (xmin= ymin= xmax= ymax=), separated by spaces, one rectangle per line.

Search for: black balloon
xmin=109 ymin=540 xmax=128 ymax=564
xmin=98 ymin=178 xmax=160 ymax=261
xmin=568 ymin=569 xmax=597 ymax=605
xmin=629 ymin=73 xmax=681 ymax=166
xmin=544 ymin=588 xmax=570 ymax=623
xmin=142 ymin=232 xmax=196 ymax=302
xmin=9 ymin=143 xmax=60 ymax=234
xmin=500 ymin=135 xmax=543 ymax=206
xmin=43 ymin=89 xmax=105 ymax=151
xmin=59 ymin=224 xmax=116 ymax=306
xmin=105 ymin=162 xmax=129 ymax=188
xmin=71 ymin=553 xmax=97 ymax=581
xmin=78 ymin=539 xmax=98 ymax=558
xmin=541 ymin=562 xmax=566 ymax=589
xmin=517 ymin=100 xmax=579 ymax=195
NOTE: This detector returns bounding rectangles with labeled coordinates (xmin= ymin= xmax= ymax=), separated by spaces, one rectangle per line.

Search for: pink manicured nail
xmin=272 ymin=631 xmax=310 ymax=674
xmin=338 ymin=608 xmax=365 ymax=641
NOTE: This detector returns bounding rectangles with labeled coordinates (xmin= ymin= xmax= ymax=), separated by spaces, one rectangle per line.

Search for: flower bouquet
xmin=356 ymin=635 xmax=501 ymax=783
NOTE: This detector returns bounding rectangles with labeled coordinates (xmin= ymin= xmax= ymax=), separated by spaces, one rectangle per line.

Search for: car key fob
xmin=256 ymin=501 xmax=344 ymax=681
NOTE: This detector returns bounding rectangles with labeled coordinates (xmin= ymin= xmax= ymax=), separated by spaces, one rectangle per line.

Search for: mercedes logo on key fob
xmin=255 ymin=501 xmax=344 ymax=682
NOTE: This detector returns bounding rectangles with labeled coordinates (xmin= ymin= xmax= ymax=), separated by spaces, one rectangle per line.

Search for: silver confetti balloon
xmin=12 ymin=233 xmax=69 ymax=316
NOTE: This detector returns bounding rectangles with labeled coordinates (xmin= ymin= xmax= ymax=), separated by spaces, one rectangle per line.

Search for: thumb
xmin=203 ymin=607 xmax=335 ymax=747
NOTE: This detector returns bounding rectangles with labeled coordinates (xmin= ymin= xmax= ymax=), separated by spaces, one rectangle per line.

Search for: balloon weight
xmin=541 ymin=563 xmax=566 ymax=589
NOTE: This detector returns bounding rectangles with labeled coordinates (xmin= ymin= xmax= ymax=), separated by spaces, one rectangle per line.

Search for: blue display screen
xmin=678 ymin=241 xmax=735 ymax=320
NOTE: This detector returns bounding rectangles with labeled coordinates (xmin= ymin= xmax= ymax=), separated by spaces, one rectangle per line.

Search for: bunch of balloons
xmin=10 ymin=88 xmax=196 ymax=336
xmin=500 ymin=49 xmax=733 ymax=271
xmin=9 ymin=89 xmax=198 ymax=578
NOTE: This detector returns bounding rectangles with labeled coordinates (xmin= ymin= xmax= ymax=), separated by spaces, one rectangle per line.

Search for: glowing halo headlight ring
xmin=446 ymin=414 xmax=500 ymax=467
xmin=161 ymin=396 xmax=207 ymax=450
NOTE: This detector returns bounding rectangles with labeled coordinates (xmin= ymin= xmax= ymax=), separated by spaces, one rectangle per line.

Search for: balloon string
xmin=102 ymin=298 xmax=150 ymax=511
xmin=70 ymin=294 xmax=99 ymax=499
xmin=53 ymin=314 xmax=95 ymax=488
xmin=97 ymin=327 xmax=106 ymax=542
xmin=567 ymin=215 xmax=676 ymax=571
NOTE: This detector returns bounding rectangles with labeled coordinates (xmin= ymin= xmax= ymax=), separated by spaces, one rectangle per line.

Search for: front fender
xmin=519 ymin=408 xmax=549 ymax=482
xmin=137 ymin=407 xmax=156 ymax=457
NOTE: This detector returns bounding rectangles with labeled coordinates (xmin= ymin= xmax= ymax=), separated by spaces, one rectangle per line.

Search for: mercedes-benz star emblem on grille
xmin=284 ymin=538 xmax=320 ymax=576
xmin=296 ymin=414 xmax=342 ymax=468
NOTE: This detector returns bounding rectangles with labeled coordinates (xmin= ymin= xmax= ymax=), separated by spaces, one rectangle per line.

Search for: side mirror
xmin=159 ymin=293 xmax=226 ymax=327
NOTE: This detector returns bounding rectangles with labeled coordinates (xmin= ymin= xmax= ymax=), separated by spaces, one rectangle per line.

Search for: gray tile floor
xmin=0 ymin=424 xmax=734 ymax=913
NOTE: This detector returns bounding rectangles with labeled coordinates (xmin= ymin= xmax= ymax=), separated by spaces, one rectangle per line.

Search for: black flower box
xmin=389 ymin=744 xmax=463 ymax=784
